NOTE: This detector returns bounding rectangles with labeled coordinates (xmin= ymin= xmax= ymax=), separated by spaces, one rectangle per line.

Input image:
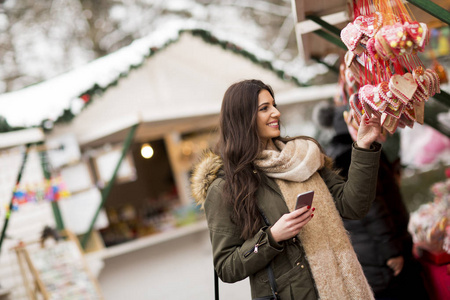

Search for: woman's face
xmin=257 ymin=89 xmax=280 ymax=145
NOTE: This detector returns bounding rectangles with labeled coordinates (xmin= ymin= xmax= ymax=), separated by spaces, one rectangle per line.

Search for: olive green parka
xmin=191 ymin=142 xmax=381 ymax=299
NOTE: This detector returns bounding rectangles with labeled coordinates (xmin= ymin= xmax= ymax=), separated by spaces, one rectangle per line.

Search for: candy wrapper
xmin=408 ymin=176 xmax=450 ymax=253
xmin=443 ymin=225 xmax=450 ymax=254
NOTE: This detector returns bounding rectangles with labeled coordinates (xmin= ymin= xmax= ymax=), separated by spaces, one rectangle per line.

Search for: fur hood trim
xmin=190 ymin=151 xmax=223 ymax=208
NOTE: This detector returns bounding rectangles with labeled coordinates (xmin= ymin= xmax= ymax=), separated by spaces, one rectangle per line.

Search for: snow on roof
xmin=0 ymin=20 xmax=324 ymax=130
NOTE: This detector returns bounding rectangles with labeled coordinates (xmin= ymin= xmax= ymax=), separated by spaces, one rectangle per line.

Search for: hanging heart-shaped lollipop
xmin=380 ymin=22 xmax=406 ymax=57
xmin=413 ymin=67 xmax=430 ymax=96
xmin=414 ymin=101 xmax=425 ymax=125
xmin=425 ymin=69 xmax=440 ymax=96
xmin=374 ymin=31 xmax=394 ymax=60
xmin=381 ymin=113 xmax=400 ymax=134
xmin=384 ymin=103 xmax=404 ymax=119
xmin=353 ymin=14 xmax=379 ymax=37
xmin=403 ymin=104 xmax=417 ymax=122
xmin=359 ymin=84 xmax=387 ymax=116
xmin=405 ymin=22 xmax=428 ymax=50
xmin=389 ymin=73 xmax=418 ymax=104
xmin=377 ymin=82 xmax=401 ymax=110
xmin=350 ymin=93 xmax=364 ymax=124
xmin=341 ymin=22 xmax=364 ymax=52
xmin=413 ymin=89 xmax=428 ymax=103
xmin=399 ymin=114 xmax=415 ymax=128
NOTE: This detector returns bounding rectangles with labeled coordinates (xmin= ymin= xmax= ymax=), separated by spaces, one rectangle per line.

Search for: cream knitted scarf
xmin=254 ymin=138 xmax=374 ymax=300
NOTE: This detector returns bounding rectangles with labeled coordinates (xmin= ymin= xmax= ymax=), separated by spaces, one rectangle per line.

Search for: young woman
xmin=191 ymin=79 xmax=382 ymax=300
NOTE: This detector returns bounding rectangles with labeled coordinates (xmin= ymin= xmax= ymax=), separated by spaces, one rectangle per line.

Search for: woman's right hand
xmin=270 ymin=206 xmax=314 ymax=243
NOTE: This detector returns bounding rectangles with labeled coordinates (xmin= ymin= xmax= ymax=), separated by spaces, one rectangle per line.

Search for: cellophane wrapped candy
xmin=408 ymin=177 xmax=450 ymax=253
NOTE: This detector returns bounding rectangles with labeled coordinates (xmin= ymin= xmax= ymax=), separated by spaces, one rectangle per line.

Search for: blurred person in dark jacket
xmin=319 ymin=104 xmax=429 ymax=300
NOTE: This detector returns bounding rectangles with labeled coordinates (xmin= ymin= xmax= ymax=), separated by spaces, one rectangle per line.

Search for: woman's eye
xmin=259 ymin=106 xmax=268 ymax=111
xmin=273 ymin=103 xmax=278 ymax=108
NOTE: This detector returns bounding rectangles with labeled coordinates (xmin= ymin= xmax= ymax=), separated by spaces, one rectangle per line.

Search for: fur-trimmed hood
xmin=190 ymin=150 xmax=223 ymax=208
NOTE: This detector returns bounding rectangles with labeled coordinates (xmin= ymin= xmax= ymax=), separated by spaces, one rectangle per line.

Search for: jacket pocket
xmin=258 ymin=242 xmax=309 ymax=292
xmin=285 ymin=237 xmax=304 ymax=263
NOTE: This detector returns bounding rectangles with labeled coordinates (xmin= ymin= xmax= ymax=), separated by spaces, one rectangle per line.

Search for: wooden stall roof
xmin=292 ymin=0 xmax=450 ymax=61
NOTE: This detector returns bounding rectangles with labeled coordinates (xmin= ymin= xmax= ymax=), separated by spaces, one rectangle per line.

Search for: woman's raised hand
xmin=356 ymin=112 xmax=382 ymax=149
xmin=270 ymin=206 xmax=313 ymax=242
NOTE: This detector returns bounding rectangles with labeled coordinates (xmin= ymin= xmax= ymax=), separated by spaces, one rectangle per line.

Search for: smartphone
xmin=295 ymin=190 xmax=314 ymax=210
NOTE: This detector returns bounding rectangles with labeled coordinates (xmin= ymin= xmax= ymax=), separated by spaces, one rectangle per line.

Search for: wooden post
xmin=164 ymin=131 xmax=191 ymax=206
xmin=0 ymin=144 xmax=31 ymax=253
xmin=81 ymin=123 xmax=138 ymax=249
xmin=15 ymin=246 xmax=36 ymax=300
xmin=37 ymin=141 xmax=65 ymax=231
xmin=21 ymin=247 xmax=50 ymax=300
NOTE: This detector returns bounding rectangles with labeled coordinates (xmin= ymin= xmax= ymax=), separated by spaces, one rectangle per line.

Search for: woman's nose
xmin=272 ymin=108 xmax=281 ymax=117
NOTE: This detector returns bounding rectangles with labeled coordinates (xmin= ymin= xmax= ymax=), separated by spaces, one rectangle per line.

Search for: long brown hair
xmin=216 ymin=79 xmax=274 ymax=239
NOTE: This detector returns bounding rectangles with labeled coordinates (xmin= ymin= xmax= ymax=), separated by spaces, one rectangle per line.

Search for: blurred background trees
xmin=0 ymin=0 xmax=302 ymax=93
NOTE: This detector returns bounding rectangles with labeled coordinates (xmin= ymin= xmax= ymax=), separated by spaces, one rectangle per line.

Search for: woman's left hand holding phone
xmin=270 ymin=207 xmax=313 ymax=243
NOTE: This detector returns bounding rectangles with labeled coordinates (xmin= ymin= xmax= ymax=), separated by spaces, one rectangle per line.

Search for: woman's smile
xmin=267 ymin=121 xmax=279 ymax=128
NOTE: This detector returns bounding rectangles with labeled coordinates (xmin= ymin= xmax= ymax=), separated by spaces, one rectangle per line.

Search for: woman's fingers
xmin=367 ymin=113 xmax=381 ymax=125
xmin=291 ymin=213 xmax=313 ymax=230
xmin=362 ymin=112 xmax=381 ymax=127
xmin=288 ymin=207 xmax=314 ymax=230
xmin=271 ymin=207 xmax=315 ymax=242
xmin=291 ymin=205 xmax=310 ymax=217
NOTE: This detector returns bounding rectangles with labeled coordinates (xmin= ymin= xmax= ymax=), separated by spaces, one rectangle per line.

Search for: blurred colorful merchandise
xmin=11 ymin=176 xmax=70 ymax=211
xmin=100 ymin=199 xmax=204 ymax=247
xmin=444 ymin=224 xmax=450 ymax=254
xmin=409 ymin=170 xmax=450 ymax=255
xmin=414 ymin=128 xmax=450 ymax=166
xmin=427 ymin=27 xmax=450 ymax=58
xmin=433 ymin=59 xmax=448 ymax=84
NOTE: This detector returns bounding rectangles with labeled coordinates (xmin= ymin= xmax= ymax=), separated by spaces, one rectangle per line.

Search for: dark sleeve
xmin=320 ymin=142 xmax=382 ymax=219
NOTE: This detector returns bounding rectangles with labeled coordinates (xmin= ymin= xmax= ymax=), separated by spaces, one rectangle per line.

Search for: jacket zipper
xmin=244 ymin=233 xmax=267 ymax=257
